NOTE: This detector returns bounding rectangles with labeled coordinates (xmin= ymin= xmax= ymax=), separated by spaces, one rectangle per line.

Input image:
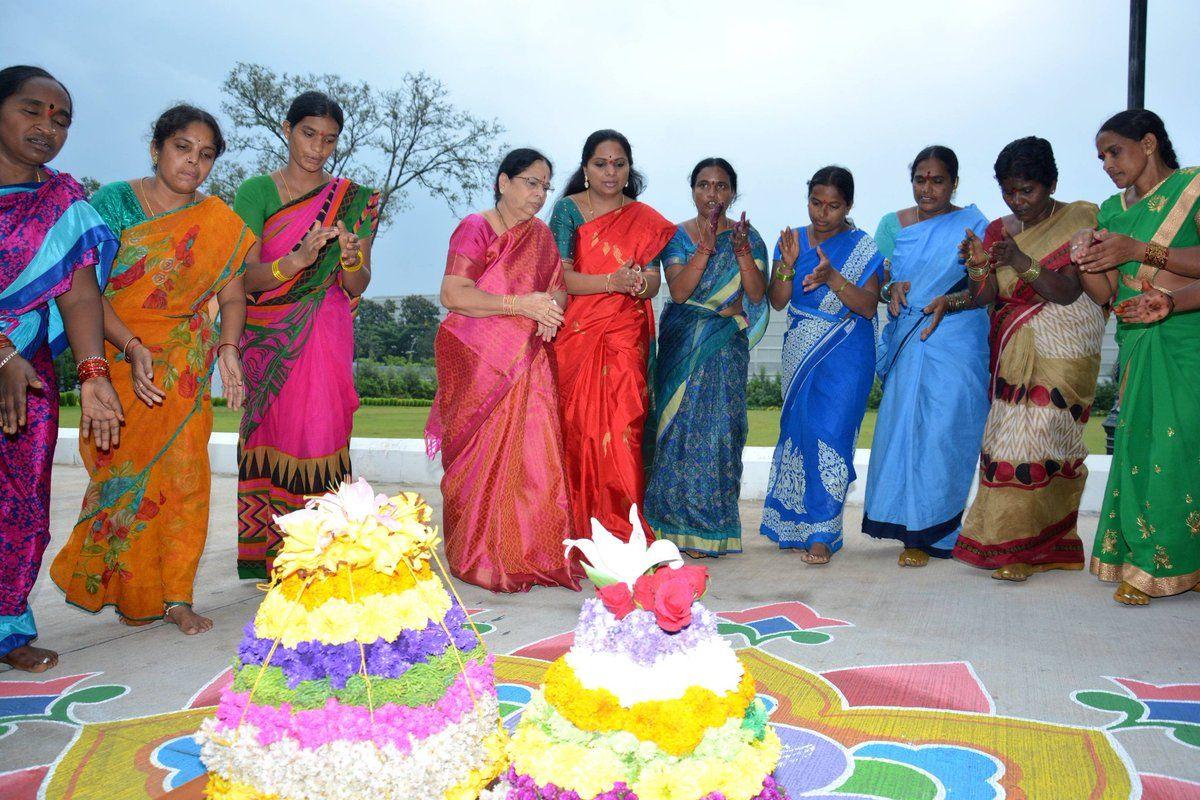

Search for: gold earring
xmin=584 ymin=175 xmax=589 ymax=189
xmin=152 ymin=153 xmax=159 ymax=167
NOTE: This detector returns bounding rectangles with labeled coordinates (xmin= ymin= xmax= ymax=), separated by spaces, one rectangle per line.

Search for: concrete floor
xmin=3 ymin=466 xmax=1199 ymax=793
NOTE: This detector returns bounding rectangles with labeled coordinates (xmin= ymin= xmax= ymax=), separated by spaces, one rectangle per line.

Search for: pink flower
xmin=597 ymin=582 xmax=636 ymax=619
xmin=632 ymin=565 xmax=708 ymax=632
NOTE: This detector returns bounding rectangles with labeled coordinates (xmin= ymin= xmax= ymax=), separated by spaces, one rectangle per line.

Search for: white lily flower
xmin=563 ymin=504 xmax=683 ymax=587
xmin=307 ymin=477 xmax=386 ymax=524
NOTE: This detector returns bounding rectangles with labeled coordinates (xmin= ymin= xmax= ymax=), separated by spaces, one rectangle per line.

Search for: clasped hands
xmin=1070 ymin=228 xmax=1144 ymax=273
xmin=509 ymin=292 xmax=566 ymax=342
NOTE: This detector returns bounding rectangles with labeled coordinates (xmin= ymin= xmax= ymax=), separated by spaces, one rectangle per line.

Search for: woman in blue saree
xmin=864 ymin=146 xmax=990 ymax=567
xmin=760 ymin=167 xmax=884 ymax=564
xmin=645 ymin=158 xmax=768 ymax=556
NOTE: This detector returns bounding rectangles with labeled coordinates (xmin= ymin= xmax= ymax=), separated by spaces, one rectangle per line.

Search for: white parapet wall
xmin=54 ymin=430 xmax=1111 ymax=515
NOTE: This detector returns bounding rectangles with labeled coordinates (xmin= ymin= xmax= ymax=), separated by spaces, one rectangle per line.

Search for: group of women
xmin=1 ymin=65 xmax=375 ymax=672
xmin=429 ymin=116 xmax=1200 ymax=613
xmin=1 ymin=60 xmax=1196 ymax=674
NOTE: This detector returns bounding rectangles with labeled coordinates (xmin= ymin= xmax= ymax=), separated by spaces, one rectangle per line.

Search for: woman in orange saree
xmin=550 ymin=130 xmax=676 ymax=543
xmin=52 ymin=106 xmax=253 ymax=634
xmin=427 ymin=149 xmax=577 ymax=592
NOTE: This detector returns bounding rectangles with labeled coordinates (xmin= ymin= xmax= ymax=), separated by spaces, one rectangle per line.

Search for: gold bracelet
xmin=341 ymin=251 xmax=364 ymax=272
xmin=832 ymin=278 xmax=850 ymax=295
xmin=1016 ymin=259 xmax=1042 ymax=284
xmin=774 ymin=264 xmax=795 ymax=282
xmin=270 ymin=258 xmax=287 ymax=282
xmin=1144 ymin=242 xmax=1169 ymax=270
xmin=966 ymin=264 xmax=989 ymax=281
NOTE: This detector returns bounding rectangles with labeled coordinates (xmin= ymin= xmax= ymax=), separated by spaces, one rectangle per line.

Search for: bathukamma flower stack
xmin=197 ymin=478 xmax=505 ymax=800
xmin=496 ymin=506 xmax=787 ymax=800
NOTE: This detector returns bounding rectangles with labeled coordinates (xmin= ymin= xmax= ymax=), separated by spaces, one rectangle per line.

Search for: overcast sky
xmin=5 ymin=0 xmax=1197 ymax=297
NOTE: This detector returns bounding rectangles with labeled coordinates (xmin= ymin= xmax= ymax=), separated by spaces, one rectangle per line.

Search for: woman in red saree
xmin=550 ymin=130 xmax=676 ymax=542
xmin=233 ymin=92 xmax=379 ymax=579
xmin=427 ymin=148 xmax=577 ymax=592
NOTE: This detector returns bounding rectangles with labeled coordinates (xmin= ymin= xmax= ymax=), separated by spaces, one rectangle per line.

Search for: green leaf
xmin=581 ymin=563 xmax=619 ymax=588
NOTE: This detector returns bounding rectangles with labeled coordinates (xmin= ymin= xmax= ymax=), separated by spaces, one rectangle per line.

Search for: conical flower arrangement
xmin=494 ymin=506 xmax=787 ymax=800
xmin=197 ymin=479 xmax=506 ymax=800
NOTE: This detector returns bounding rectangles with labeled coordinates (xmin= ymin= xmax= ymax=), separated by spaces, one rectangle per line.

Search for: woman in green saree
xmin=1077 ymin=109 xmax=1200 ymax=604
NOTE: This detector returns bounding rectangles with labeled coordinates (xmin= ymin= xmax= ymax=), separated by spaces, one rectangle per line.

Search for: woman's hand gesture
xmin=336 ymin=220 xmax=361 ymax=267
xmin=516 ymin=292 xmax=565 ymax=327
xmin=1115 ymin=279 xmax=1173 ymax=324
xmin=608 ymin=261 xmax=644 ymax=295
xmin=959 ymin=228 xmax=989 ymax=270
xmin=80 ymin=377 xmax=124 ymax=451
xmin=989 ymin=228 xmax=1032 ymax=272
xmin=696 ymin=212 xmax=718 ymax=254
xmin=778 ymin=227 xmax=800 ymax=269
xmin=128 ymin=340 xmax=166 ymax=408
xmin=731 ymin=211 xmax=751 ymax=253
xmin=293 ymin=221 xmax=339 ymax=271
xmin=0 ymin=352 xmax=41 ymax=434
xmin=1077 ymin=229 xmax=1143 ymax=274
xmin=217 ymin=346 xmax=246 ymax=411
xmin=888 ymin=280 xmax=911 ymax=317
xmin=801 ymin=246 xmax=839 ymax=292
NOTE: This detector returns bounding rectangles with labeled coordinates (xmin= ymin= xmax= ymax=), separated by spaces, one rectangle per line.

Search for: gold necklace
xmin=278 ymin=169 xmax=295 ymax=203
xmin=140 ymin=177 xmax=194 ymax=217
xmin=585 ymin=187 xmax=624 ymax=221
xmin=493 ymin=203 xmax=512 ymax=233
xmin=1021 ymin=199 xmax=1058 ymax=233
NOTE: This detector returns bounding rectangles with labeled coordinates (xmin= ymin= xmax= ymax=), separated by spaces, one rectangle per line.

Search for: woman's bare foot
xmin=1114 ymin=581 xmax=1150 ymax=606
xmin=801 ymin=543 xmax=832 ymax=565
xmin=899 ymin=548 xmax=929 ymax=567
xmin=1 ymin=645 xmax=58 ymax=673
xmin=993 ymin=562 xmax=1083 ymax=582
xmin=119 ymin=616 xmax=154 ymax=627
xmin=682 ymin=549 xmax=712 ymax=560
xmin=165 ymin=605 xmax=213 ymax=635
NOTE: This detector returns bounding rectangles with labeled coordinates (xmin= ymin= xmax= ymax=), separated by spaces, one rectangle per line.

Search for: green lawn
xmin=58 ymin=404 xmax=1110 ymax=453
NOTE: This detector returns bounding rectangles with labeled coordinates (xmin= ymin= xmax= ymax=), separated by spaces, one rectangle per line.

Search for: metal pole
xmin=1128 ymin=0 xmax=1148 ymax=108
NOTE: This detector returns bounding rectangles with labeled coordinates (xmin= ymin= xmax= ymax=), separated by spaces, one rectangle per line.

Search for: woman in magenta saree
xmin=233 ymin=93 xmax=379 ymax=579
xmin=427 ymin=149 xmax=578 ymax=592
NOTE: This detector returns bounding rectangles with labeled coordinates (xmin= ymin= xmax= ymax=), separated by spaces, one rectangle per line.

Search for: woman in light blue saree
xmin=863 ymin=146 xmax=990 ymax=567
xmin=645 ymin=158 xmax=768 ymax=556
xmin=760 ymin=167 xmax=884 ymax=564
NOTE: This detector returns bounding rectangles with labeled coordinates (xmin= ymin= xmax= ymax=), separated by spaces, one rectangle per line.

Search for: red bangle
xmin=218 ymin=342 xmax=241 ymax=357
xmin=76 ymin=356 xmax=111 ymax=384
xmin=0 ymin=333 xmax=13 ymax=351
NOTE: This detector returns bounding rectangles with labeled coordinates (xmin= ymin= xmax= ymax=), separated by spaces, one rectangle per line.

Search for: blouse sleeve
xmin=88 ymin=182 xmax=139 ymax=238
xmin=232 ymin=176 xmax=270 ymax=238
xmin=549 ymin=198 xmax=581 ymax=262
xmin=873 ymin=213 xmax=901 ymax=260
xmin=547 ymin=259 xmax=567 ymax=294
xmin=445 ymin=214 xmax=493 ymax=280
xmin=660 ymin=227 xmax=690 ymax=267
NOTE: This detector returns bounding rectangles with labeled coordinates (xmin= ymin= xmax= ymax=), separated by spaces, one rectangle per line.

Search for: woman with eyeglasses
xmin=427 ymin=148 xmax=578 ymax=592
xmin=550 ymin=130 xmax=676 ymax=547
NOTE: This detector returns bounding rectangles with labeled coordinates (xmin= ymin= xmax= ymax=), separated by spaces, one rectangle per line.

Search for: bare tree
xmin=207 ymin=62 xmax=504 ymax=229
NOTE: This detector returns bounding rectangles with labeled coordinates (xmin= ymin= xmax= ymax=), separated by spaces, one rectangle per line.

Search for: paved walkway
xmin=3 ymin=467 xmax=1198 ymax=798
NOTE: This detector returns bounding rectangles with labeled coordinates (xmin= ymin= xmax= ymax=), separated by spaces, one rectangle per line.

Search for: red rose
xmin=653 ymin=579 xmax=695 ymax=632
xmin=178 ymin=368 xmax=197 ymax=399
xmin=633 ymin=570 xmax=663 ymax=610
xmin=597 ymin=582 xmax=636 ymax=620
xmin=672 ymin=564 xmax=709 ymax=597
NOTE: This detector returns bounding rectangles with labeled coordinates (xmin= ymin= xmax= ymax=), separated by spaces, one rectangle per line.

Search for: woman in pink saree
xmin=427 ymin=149 xmax=578 ymax=592
xmin=233 ymin=92 xmax=379 ymax=578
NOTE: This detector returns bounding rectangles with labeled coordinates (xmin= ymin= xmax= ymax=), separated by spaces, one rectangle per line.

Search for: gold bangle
xmin=832 ymin=279 xmax=850 ymax=295
xmin=774 ymin=264 xmax=795 ymax=282
xmin=341 ymin=251 xmax=364 ymax=272
xmin=1016 ymin=259 xmax=1042 ymax=284
xmin=1145 ymin=242 xmax=1169 ymax=270
xmin=270 ymin=258 xmax=287 ymax=282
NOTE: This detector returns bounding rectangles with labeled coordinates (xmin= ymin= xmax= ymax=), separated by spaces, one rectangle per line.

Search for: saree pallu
xmin=237 ymin=178 xmax=379 ymax=579
xmin=644 ymin=225 xmax=769 ymax=554
xmin=761 ymin=228 xmax=884 ymax=553
xmin=554 ymin=202 xmax=676 ymax=542
xmin=1093 ymin=167 xmax=1200 ymax=595
xmin=954 ymin=202 xmax=1104 ymax=569
xmin=426 ymin=215 xmax=577 ymax=592
xmin=0 ymin=172 xmax=116 ymax=654
xmin=51 ymin=197 xmax=253 ymax=620
xmin=863 ymin=206 xmax=990 ymax=556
